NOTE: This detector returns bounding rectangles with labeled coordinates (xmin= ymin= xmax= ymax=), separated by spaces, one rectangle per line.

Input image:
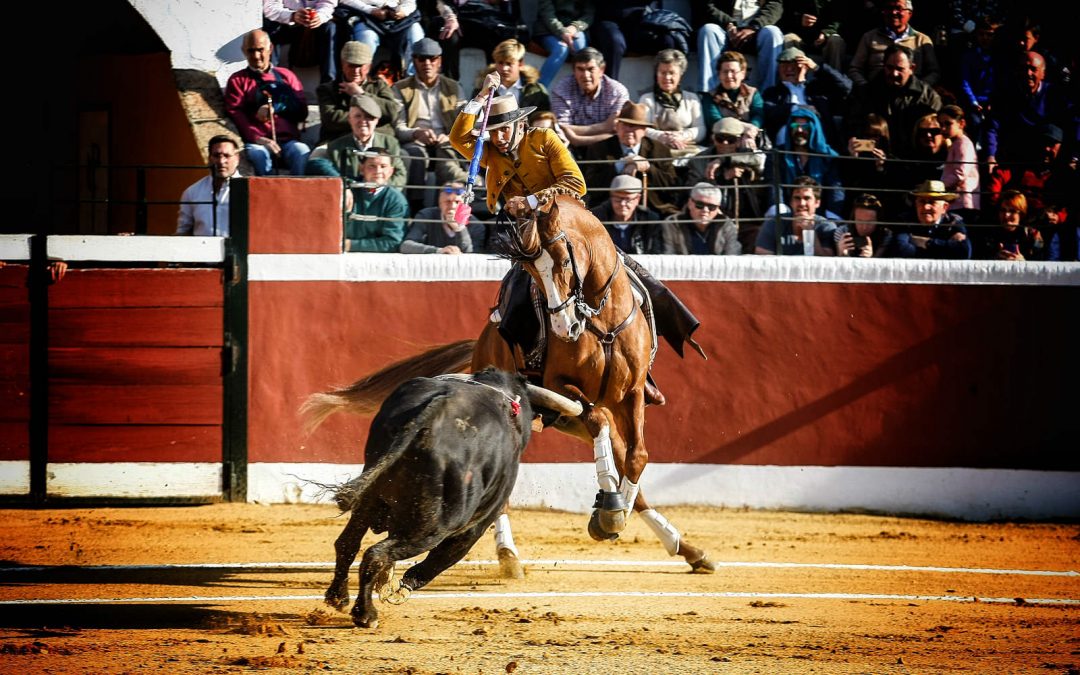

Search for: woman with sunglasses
xmin=659 ymin=182 xmax=741 ymax=255
xmin=892 ymin=113 xmax=950 ymax=198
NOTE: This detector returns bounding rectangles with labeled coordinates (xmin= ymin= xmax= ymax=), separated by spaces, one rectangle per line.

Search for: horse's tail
xmin=300 ymin=339 xmax=477 ymax=433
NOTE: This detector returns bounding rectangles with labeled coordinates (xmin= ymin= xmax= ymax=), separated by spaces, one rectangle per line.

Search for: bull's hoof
xmin=497 ymin=547 xmax=525 ymax=579
xmin=324 ymin=588 xmax=351 ymax=612
xmin=587 ymin=509 xmax=620 ymax=542
xmin=688 ymin=555 xmax=717 ymax=575
xmin=353 ymin=615 xmax=379 ymax=629
xmin=351 ymin=606 xmax=378 ymax=629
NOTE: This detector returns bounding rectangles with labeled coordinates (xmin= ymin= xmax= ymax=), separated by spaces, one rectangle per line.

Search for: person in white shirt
xmin=177 ymin=136 xmax=241 ymax=237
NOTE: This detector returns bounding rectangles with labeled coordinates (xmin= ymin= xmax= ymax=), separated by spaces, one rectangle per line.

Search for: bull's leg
xmin=353 ymin=535 xmax=438 ymax=628
xmin=404 ymin=519 xmax=491 ymax=591
xmin=325 ymin=510 xmax=368 ymax=611
xmin=492 ymin=508 xmax=524 ymax=579
xmin=634 ymin=494 xmax=716 ymax=574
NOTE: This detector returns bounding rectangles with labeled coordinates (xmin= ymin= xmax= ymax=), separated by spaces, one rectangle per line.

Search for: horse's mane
xmin=492 ymin=194 xmax=606 ymax=263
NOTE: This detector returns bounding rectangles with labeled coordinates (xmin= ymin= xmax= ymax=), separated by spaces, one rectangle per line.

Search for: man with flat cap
xmin=315 ymin=41 xmax=400 ymax=144
xmin=306 ymin=93 xmax=408 ymax=191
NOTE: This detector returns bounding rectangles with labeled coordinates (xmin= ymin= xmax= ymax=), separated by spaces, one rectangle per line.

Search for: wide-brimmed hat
xmin=910 ymin=179 xmax=958 ymax=201
xmin=349 ymin=94 xmax=382 ymax=119
xmin=342 ymin=41 xmax=373 ymax=66
xmin=610 ymin=175 xmax=643 ymax=193
xmin=485 ymin=95 xmax=536 ymax=129
xmin=614 ymin=101 xmax=654 ymax=127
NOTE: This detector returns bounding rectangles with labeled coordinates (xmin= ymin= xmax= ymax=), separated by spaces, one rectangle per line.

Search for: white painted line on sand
xmin=1 ymin=559 xmax=1075 ymax=577
xmin=1 ymin=591 xmax=1076 ymax=606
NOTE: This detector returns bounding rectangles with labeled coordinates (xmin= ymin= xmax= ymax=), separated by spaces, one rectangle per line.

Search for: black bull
xmin=323 ymin=369 xmax=533 ymax=628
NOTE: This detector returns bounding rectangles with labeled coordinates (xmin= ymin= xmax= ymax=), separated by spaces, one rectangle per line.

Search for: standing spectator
xmin=590 ymin=175 xmax=663 ymax=255
xmin=845 ymin=44 xmax=941 ymax=159
xmin=345 ymin=149 xmax=410 ymax=251
xmin=472 ymin=39 xmax=551 ymax=113
xmin=316 ymin=41 xmax=402 ymax=144
xmin=418 ymin=0 xmax=530 ymax=82
xmin=334 ymin=0 xmax=425 ymax=78
xmin=755 ymin=175 xmax=838 ymax=255
xmin=938 ymin=105 xmax=980 ymax=214
xmin=305 ymin=94 xmax=408 ymax=191
xmin=392 ymin=37 xmax=470 ymax=210
xmin=224 ymin=30 xmax=312 ymax=176
xmin=772 ymin=105 xmax=845 ymax=215
xmin=660 ymin=182 xmax=741 ymax=255
xmin=974 ymin=189 xmax=1044 ymax=260
xmin=823 ymin=192 xmax=893 ymax=257
xmin=848 ymin=0 xmax=940 ymax=90
xmin=583 ymin=101 xmax=679 ymax=215
xmin=533 ymin=0 xmax=594 ymax=88
xmin=701 ymin=51 xmax=765 ymax=136
xmin=694 ymin=0 xmax=784 ymax=93
xmin=550 ymin=47 xmax=629 ymax=151
xmin=957 ymin=16 xmax=999 ymax=139
xmin=777 ymin=0 xmax=847 ymax=71
xmin=638 ymin=49 xmax=707 ymax=161
xmin=762 ymin=45 xmax=852 ymax=147
xmin=401 ymin=181 xmax=480 ymax=253
xmin=177 ymin=136 xmax=242 ymax=237
xmin=262 ymin=0 xmax=339 ymax=84
xmin=591 ymin=2 xmax=687 ymax=82
xmin=889 ymin=179 xmax=971 ymax=259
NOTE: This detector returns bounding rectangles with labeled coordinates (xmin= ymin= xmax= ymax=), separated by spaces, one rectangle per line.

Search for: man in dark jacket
xmin=590 ymin=175 xmax=663 ymax=254
xmin=762 ymin=45 xmax=851 ymax=147
xmin=315 ymin=41 xmax=401 ymax=144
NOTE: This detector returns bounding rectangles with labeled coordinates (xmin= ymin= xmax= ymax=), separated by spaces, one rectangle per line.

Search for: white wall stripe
xmin=2 ymin=591 xmax=1076 ymax=606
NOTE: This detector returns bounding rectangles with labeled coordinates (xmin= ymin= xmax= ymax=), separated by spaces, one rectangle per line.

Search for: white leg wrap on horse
xmin=592 ymin=424 xmax=619 ymax=493
xmin=640 ymin=508 xmax=681 ymax=556
xmin=493 ymin=513 xmax=519 ymax=557
xmin=618 ymin=476 xmax=639 ymax=514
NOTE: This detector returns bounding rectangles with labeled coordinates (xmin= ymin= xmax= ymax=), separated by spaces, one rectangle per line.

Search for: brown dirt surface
xmin=0 ymin=504 xmax=1077 ymax=674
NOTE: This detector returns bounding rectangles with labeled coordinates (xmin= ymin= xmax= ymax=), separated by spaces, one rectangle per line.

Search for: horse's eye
xmin=561 ymin=258 xmax=571 ymax=268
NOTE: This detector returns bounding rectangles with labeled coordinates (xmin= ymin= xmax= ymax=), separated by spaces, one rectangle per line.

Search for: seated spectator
xmin=224 ymin=29 xmax=312 ymax=176
xmin=177 ymin=136 xmax=241 ymax=237
xmin=316 ymin=41 xmax=402 ymax=144
xmin=305 ymin=94 xmax=408 ymax=191
xmin=637 ymin=49 xmax=706 ymax=162
xmin=345 ymin=149 xmax=409 ymax=252
xmin=771 ymin=105 xmax=844 ymax=215
xmin=762 ymin=45 xmax=852 ymax=148
xmin=892 ymin=113 xmax=950 ymax=195
xmin=986 ymin=124 xmax=1075 ymax=218
xmin=1045 ymin=208 xmax=1079 ymax=261
xmin=974 ymin=189 xmax=1044 ymax=260
xmin=591 ymin=2 xmax=687 ymax=81
xmin=845 ymin=44 xmax=941 ymax=160
xmin=262 ymin=0 xmax=338 ymax=84
xmin=889 ymin=179 xmax=971 ymax=259
xmin=822 ymin=192 xmax=893 ymax=257
xmin=755 ymin=175 xmax=838 ymax=255
xmin=848 ymin=0 xmax=940 ymax=90
xmin=701 ymin=52 xmax=765 ymax=136
xmin=687 ymin=118 xmax=768 ymax=251
xmin=583 ymin=101 xmax=679 ymax=215
xmin=776 ymin=0 xmax=847 ymax=71
xmin=694 ymin=0 xmax=784 ymax=93
xmin=589 ymin=175 xmax=662 ymax=254
xmin=938 ymin=105 xmax=980 ymax=214
xmin=472 ymin=39 xmax=551 ymax=113
xmin=392 ymin=38 xmax=470 ymax=210
xmin=550 ymin=47 xmax=628 ymax=151
xmin=660 ymin=182 xmax=741 ymax=255
xmin=530 ymin=110 xmax=571 ymax=146
xmin=334 ymin=0 xmax=425 ymax=79
xmin=840 ymin=113 xmax=900 ymax=216
xmin=533 ymin=0 xmax=594 ymax=88
xmin=401 ymin=181 xmax=482 ymax=254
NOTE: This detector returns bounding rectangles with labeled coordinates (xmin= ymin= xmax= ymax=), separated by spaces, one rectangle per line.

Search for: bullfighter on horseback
xmin=449 ymin=72 xmax=704 ymax=404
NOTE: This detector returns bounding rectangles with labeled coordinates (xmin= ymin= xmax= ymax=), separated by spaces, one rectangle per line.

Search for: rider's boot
xmin=644 ymin=372 xmax=666 ymax=406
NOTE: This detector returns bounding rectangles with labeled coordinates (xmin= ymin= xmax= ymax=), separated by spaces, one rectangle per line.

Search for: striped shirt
xmin=551 ymin=74 xmax=629 ymax=127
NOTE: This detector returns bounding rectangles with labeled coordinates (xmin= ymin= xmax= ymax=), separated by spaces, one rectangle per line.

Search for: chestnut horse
xmin=304 ymin=195 xmax=714 ymax=574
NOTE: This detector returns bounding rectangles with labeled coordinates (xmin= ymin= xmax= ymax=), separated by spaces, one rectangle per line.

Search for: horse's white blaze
xmin=593 ymin=423 xmax=619 ymax=492
xmin=640 ymin=508 xmax=681 ymax=556
xmin=535 ymin=250 xmax=579 ymax=339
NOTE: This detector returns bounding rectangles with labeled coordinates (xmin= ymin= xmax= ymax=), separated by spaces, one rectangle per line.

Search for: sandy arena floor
xmin=0 ymin=504 xmax=1077 ymax=674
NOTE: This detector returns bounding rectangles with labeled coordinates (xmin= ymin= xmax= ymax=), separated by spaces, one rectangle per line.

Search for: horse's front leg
xmin=578 ymin=406 xmax=631 ymax=540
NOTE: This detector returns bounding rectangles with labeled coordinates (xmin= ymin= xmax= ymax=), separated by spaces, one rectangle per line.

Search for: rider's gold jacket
xmin=449 ymin=111 xmax=586 ymax=213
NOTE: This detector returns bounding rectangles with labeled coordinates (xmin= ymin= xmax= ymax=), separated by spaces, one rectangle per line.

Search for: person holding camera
xmin=822 ymin=192 xmax=893 ymax=258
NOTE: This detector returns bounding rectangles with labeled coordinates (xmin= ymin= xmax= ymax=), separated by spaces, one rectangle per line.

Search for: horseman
xmin=449 ymin=71 xmax=703 ymax=406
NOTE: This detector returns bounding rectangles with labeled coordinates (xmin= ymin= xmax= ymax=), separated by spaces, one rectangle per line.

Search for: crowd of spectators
xmin=180 ymin=1 xmax=1079 ymax=261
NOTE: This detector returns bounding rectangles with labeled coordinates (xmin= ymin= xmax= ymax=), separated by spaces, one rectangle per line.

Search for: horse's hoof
xmin=688 ymin=555 xmax=717 ymax=575
xmin=497 ymin=547 xmax=525 ymax=579
xmin=380 ymin=582 xmax=412 ymax=605
xmin=587 ymin=509 xmax=620 ymax=541
xmin=324 ymin=590 xmax=350 ymax=612
xmin=591 ymin=490 xmax=628 ymax=535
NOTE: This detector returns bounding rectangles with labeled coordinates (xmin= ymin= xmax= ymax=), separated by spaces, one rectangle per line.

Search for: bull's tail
xmin=301 ymin=339 xmax=476 ymax=433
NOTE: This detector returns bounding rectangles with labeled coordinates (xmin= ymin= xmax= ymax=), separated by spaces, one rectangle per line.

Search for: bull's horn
xmin=526 ymin=384 xmax=583 ymax=417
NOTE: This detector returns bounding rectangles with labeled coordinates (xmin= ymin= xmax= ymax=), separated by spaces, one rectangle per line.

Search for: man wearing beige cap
xmin=583 ymin=101 xmax=678 ymax=215
xmin=315 ymin=41 xmax=401 ymax=144
xmin=306 ymin=93 xmax=408 ymax=191
xmin=589 ymin=175 xmax=662 ymax=255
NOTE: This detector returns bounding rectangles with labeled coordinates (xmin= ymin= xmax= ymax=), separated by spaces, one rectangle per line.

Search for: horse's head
xmin=495 ymin=197 xmax=592 ymax=342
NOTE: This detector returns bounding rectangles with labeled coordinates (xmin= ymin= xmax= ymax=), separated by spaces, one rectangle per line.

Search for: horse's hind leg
xmin=492 ymin=506 xmax=524 ymax=579
xmin=634 ymin=492 xmax=716 ymax=574
xmin=326 ymin=510 xmax=368 ymax=611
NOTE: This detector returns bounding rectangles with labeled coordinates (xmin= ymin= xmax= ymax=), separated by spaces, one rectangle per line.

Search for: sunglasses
xmin=442 ymin=187 xmax=465 ymax=195
xmin=920 ymin=128 xmax=943 ymax=136
xmin=789 ymin=122 xmax=811 ymax=130
xmin=713 ymin=134 xmax=739 ymax=144
xmin=692 ymin=200 xmax=721 ymax=212
xmin=414 ymin=54 xmax=440 ymax=62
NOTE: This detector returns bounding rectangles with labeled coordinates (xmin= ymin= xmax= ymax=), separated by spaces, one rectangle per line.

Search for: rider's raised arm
xmin=448 ymin=100 xmax=483 ymax=168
